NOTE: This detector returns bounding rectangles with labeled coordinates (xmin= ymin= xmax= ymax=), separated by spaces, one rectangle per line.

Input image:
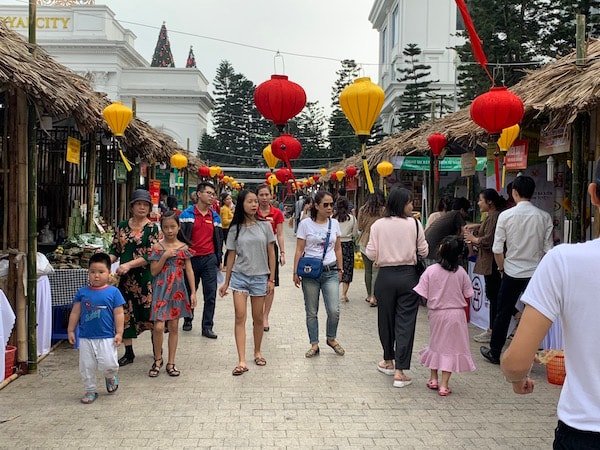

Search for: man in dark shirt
xmin=424 ymin=197 xmax=471 ymax=260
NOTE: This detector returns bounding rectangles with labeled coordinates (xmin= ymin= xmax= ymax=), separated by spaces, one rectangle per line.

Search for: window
xmin=391 ymin=5 xmax=399 ymax=48
xmin=381 ymin=27 xmax=387 ymax=64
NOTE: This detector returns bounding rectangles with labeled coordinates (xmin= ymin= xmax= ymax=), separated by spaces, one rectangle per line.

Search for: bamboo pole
xmin=87 ymin=136 xmax=97 ymax=232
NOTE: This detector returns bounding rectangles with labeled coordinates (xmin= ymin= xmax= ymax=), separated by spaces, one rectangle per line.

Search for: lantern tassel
xmin=361 ymin=147 xmax=375 ymax=194
xmin=494 ymin=155 xmax=500 ymax=191
xmin=283 ymin=159 xmax=299 ymax=197
xmin=455 ymin=0 xmax=493 ymax=85
xmin=502 ymin=164 xmax=506 ymax=188
xmin=119 ymin=149 xmax=133 ymax=172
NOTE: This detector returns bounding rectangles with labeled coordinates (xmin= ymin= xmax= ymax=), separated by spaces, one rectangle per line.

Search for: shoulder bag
xmin=414 ymin=217 xmax=426 ymax=276
xmin=296 ymin=219 xmax=331 ymax=279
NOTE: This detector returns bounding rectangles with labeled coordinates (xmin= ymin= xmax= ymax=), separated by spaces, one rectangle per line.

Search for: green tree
xmin=329 ymin=59 xmax=361 ymax=160
xmin=292 ymin=101 xmax=328 ymax=169
xmin=367 ymin=119 xmax=387 ymax=147
xmin=394 ymin=43 xmax=439 ymax=132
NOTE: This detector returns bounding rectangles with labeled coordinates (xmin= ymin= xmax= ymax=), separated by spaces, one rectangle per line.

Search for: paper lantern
xmin=312 ymin=174 xmax=320 ymax=182
xmin=470 ymin=86 xmax=524 ymax=135
xmin=218 ymin=173 xmax=225 ymax=180
xmin=339 ymin=77 xmax=385 ymax=140
xmin=209 ymin=166 xmax=219 ymax=178
xmin=320 ymin=168 xmax=327 ymax=177
xmin=427 ymin=133 xmax=447 ymax=157
xmin=308 ymin=176 xmax=315 ymax=185
xmin=254 ymin=75 xmax=307 ymax=130
xmin=346 ymin=166 xmax=357 ymax=178
xmin=198 ymin=165 xmax=210 ymax=177
xmin=336 ymin=170 xmax=345 ymax=182
xmin=377 ymin=161 xmax=394 ymax=177
xmin=262 ymin=145 xmax=279 ymax=170
xmin=329 ymin=172 xmax=337 ymax=181
xmin=275 ymin=168 xmax=292 ymax=183
xmin=265 ymin=171 xmax=272 ymax=180
xmin=102 ymin=102 xmax=133 ymax=137
xmin=271 ymin=134 xmax=302 ymax=162
xmin=268 ymin=174 xmax=279 ymax=186
xmin=170 ymin=153 xmax=188 ymax=170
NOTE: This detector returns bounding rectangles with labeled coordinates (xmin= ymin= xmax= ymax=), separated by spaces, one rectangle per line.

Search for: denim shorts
xmin=229 ymin=271 xmax=268 ymax=296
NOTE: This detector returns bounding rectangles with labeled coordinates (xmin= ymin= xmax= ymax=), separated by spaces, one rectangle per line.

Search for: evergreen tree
xmin=367 ymin=119 xmax=387 ymax=147
xmin=293 ymin=101 xmax=328 ymax=169
xmin=394 ymin=43 xmax=438 ymax=132
xmin=329 ymin=59 xmax=361 ymax=159
xmin=150 ymin=22 xmax=175 ymax=67
xmin=185 ymin=45 xmax=196 ymax=68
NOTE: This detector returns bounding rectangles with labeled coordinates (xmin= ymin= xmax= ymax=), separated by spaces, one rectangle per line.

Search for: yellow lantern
xmin=308 ymin=176 xmax=314 ymax=185
xmin=268 ymin=174 xmax=279 ymax=186
xmin=319 ymin=168 xmax=327 ymax=177
xmin=339 ymin=77 xmax=385 ymax=194
xmin=336 ymin=170 xmax=345 ymax=182
xmin=170 ymin=153 xmax=188 ymax=170
xmin=102 ymin=102 xmax=133 ymax=137
xmin=223 ymin=175 xmax=230 ymax=184
xmin=263 ymin=145 xmax=279 ymax=170
xmin=497 ymin=124 xmax=520 ymax=187
xmin=209 ymin=166 xmax=219 ymax=177
xmin=377 ymin=161 xmax=394 ymax=177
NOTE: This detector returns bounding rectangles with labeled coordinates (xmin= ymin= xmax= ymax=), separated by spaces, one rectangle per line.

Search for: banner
xmin=390 ymin=156 xmax=487 ymax=172
xmin=504 ymin=139 xmax=528 ymax=170
xmin=66 ymin=137 xmax=80 ymax=165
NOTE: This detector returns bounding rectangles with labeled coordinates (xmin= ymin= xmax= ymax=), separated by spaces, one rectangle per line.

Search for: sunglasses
xmin=320 ymin=202 xmax=334 ymax=208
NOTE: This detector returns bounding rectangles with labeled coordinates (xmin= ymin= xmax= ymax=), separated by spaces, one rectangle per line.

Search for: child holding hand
xmin=414 ymin=236 xmax=475 ymax=396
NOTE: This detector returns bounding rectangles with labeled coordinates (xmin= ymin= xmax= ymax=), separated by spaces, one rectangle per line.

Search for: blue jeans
xmin=301 ymin=270 xmax=340 ymax=344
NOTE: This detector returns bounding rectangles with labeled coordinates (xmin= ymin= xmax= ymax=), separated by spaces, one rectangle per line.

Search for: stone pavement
xmin=0 ymin=225 xmax=560 ymax=449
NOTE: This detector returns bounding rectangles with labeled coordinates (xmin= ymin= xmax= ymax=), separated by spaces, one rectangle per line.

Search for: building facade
xmin=369 ymin=0 xmax=463 ymax=135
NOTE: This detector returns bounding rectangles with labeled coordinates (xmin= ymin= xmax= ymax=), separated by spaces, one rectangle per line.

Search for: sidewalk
xmin=0 ymin=225 xmax=559 ymax=449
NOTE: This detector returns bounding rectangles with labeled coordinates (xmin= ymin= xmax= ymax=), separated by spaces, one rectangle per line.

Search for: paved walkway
xmin=0 ymin=226 xmax=560 ymax=449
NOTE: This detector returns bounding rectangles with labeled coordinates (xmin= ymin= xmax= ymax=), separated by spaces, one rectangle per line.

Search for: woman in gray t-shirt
xmin=219 ymin=190 xmax=275 ymax=376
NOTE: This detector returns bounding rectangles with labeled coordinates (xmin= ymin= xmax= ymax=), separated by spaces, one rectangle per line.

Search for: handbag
xmin=414 ymin=218 xmax=426 ymax=276
xmin=297 ymin=219 xmax=331 ymax=279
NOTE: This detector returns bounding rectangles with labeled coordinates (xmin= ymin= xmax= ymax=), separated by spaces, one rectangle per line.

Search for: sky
xmin=8 ymin=0 xmax=381 ymax=117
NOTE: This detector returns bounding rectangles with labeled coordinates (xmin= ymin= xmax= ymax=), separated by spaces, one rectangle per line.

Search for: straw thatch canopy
xmin=333 ymin=39 xmax=600 ymax=171
xmin=0 ymin=21 xmax=201 ymax=165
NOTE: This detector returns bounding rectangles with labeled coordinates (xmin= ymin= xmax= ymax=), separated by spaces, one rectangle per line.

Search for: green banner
xmin=115 ymin=161 xmax=128 ymax=183
xmin=390 ymin=156 xmax=487 ymax=172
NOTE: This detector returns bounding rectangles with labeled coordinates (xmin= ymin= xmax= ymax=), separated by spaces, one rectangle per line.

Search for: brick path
xmin=0 ymin=226 xmax=560 ymax=449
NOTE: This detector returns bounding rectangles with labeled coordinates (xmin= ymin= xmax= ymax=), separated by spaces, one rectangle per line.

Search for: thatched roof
xmin=335 ymin=39 xmax=600 ymax=171
xmin=0 ymin=21 xmax=200 ymax=165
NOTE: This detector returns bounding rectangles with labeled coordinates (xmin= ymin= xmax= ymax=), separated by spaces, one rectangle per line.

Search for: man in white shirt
xmin=480 ymin=176 xmax=553 ymax=364
xmin=501 ymin=160 xmax=600 ymax=447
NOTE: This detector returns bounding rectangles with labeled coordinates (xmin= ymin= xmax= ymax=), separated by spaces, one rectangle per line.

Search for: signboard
xmin=461 ymin=151 xmax=477 ymax=177
xmin=66 ymin=137 xmax=80 ymax=164
xmin=345 ymin=176 xmax=358 ymax=191
xmin=504 ymin=139 xmax=528 ymax=170
xmin=115 ymin=161 xmax=128 ymax=183
xmin=539 ymin=127 xmax=570 ymax=156
xmin=390 ymin=156 xmax=487 ymax=172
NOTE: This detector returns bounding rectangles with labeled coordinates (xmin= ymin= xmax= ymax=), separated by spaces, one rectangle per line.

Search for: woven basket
xmin=546 ymin=354 xmax=566 ymax=385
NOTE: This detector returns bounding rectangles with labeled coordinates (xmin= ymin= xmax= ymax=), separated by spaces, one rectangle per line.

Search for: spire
xmin=150 ymin=22 xmax=175 ymax=68
xmin=186 ymin=45 xmax=197 ymax=68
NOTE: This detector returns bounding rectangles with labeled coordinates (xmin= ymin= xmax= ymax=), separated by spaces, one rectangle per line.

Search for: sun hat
xmin=129 ymin=189 xmax=152 ymax=206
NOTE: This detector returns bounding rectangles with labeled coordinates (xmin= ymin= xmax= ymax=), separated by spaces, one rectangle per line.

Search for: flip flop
xmin=80 ymin=392 xmax=98 ymax=404
xmin=105 ymin=376 xmax=119 ymax=393
xmin=232 ymin=365 xmax=249 ymax=376
xmin=376 ymin=362 xmax=395 ymax=376
xmin=254 ymin=357 xmax=267 ymax=366
xmin=426 ymin=379 xmax=439 ymax=390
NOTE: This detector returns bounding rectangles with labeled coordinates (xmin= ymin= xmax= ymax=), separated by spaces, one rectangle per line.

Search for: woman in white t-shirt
xmin=219 ymin=190 xmax=275 ymax=376
xmin=293 ymin=191 xmax=345 ymax=358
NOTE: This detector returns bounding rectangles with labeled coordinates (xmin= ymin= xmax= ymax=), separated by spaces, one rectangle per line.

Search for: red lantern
xmin=329 ymin=172 xmax=337 ymax=181
xmin=427 ymin=133 xmax=447 ymax=157
xmin=470 ymin=86 xmax=524 ymax=135
xmin=346 ymin=166 xmax=357 ymax=178
xmin=312 ymin=174 xmax=320 ymax=182
xmin=198 ymin=165 xmax=210 ymax=177
xmin=271 ymin=134 xmax=302 ymax=162
xmin=275 ymin=168 xmax=291 ymax=183
xmin=265 ymin=171 xmax=272 ymax=180
xmin=254 ymin=75 xmax=307 ymax=131
xmin=218 ymin=173 xmax=225 ymax=180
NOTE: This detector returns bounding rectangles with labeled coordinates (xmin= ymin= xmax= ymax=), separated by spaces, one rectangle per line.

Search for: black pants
xmin=186 ymin=254 xmax=218 ymax=332
xmin=554 ymin=420 xmax=600 ymax=449
xmin=489 ymin=274 xmax=530 ymax=358
xmin=374 ymin=265 xmax=420 ymax=370
xmin=484 ymin=260 xmax=501 ymax=327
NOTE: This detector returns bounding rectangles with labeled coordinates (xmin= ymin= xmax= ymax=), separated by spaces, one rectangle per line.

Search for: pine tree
xmin=328 ymin=59 xmax=361 ymax=160
xmin=394 ymin=43 xmax=439 ymax=132
xmin=293 ymin=101 xmax=328 ymax=169
xmin=150 ymin=22 xmax=175 ymax=68
xmin=367 ymin=119 xmax=387 ymax=147
xmin=185 ymin=45 xmax=196 ymax=68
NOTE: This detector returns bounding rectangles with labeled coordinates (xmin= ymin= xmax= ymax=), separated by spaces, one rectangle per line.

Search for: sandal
xmin=105 ymin=376 xmax=119 ymax=393
xmin=148 ymin=358 xmax=163 ymax=378
xmin=376 ymin=361 xmax=395 ymax=376
xmin=438 ymin=386 xmax=452 ymax=396
xmin=165 ymin=363 xmax=180 ymax=377
xmin=426 ymin=379 xmax=439 ymax=390
xmin=254 ymin=357 xmax=267 ymax=366
xmin=80 ymin=392 xmax=98 ymax=404
xmin=326 ymin=340 xmax=345 ymax=356
xmin=232 ymin=365 xmax=248 ymax=376
xmin=393 ymin=375 xmax=413 ymax=388
xmin=305 ymin=347 xmax=320 ymax=358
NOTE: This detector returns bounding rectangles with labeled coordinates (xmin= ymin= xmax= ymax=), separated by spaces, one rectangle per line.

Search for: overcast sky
xmin=8 ymin=0 xmax=381 ymax=116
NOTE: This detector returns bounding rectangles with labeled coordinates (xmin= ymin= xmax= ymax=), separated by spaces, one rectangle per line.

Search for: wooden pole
xmin=571 ymin=117 xmax=583 ymax=243
xmin=86 ymin=136 xmax=97 ymax=233
xmin=576 ymin=14 xmax=586 ymax=66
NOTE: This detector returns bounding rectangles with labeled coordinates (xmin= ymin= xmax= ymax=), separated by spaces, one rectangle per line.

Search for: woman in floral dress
xmin=109 ymin=189 xmax=161 ymax=366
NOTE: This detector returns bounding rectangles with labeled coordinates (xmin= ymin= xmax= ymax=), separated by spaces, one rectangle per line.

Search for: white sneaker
xmin=473 ymin=330 xmax=492 ymax=343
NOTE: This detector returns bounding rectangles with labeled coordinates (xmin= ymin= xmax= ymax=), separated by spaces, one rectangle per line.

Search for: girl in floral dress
xmin=148 ymin=211 xmax=197 ymax=377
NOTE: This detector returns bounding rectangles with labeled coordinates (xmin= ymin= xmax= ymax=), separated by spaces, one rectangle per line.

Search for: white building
xmin=0 ymin=3 xmax=212 ymax=153
xmin=369 ymin=0 xmax=463 ymax=135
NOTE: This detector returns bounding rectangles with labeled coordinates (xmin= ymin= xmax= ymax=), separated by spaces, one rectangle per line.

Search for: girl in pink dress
xmin=414 ymin=236 xmax=475 ymax=396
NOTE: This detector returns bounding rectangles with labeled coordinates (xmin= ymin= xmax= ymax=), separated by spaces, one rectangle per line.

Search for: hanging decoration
xmin=262 ymin=144 xmax=279 ymax=170
xmin=339 ymin=77 xmax=385 ymax=194
xmin=102 ymin=101 xmax=134 ymax=171
xmin=376 ymin=161 xmax=394 ymax=196
xmin=320 ymin=168 xmax=328 ymax=177
xmin=497 ymin=124 xmax=520 ymax=189
xmin=312 ymin=174 xmax=320 ymax=182
xmin=271 ymin=134 xmax=302 ymax=192
xmin=470 ymin=87 xmax=524 ymax=135
xmin=170 ymin=153 xmax=188 ymax=200
xmin=254 ymin=75 xmax=307 ymax=132
xmin=427 ymin=133 xmax=447 ymax=183
xmin=336 ymin=170 xmax=345 ymax=182
xmin=198 ymin=165 xmax=210 ymax=178
xmin=345 ymin=166 xmax=357 ymax=178
xmin=455 ymin=0 xmax=493 ymax=84
xmin=329 ymin=172 xmax=337 ymax=182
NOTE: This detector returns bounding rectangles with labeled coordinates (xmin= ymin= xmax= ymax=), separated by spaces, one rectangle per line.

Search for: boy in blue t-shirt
xmin=67 ymin=252 xmax=125 ymax=404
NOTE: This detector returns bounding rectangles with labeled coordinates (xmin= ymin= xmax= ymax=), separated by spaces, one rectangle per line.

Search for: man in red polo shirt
xmin=256 ymin=184 xmax=286 ymax=332
xmin=180 ymin=182 xmax=223 ymax=338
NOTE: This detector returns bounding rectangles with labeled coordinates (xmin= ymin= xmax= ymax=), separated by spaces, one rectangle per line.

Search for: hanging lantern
xmin=470 ymin=86 xmax=524 ymax=135
xmin=170 ymin=153 xmax=188 ymax=170
xmin=497 ymin=124 xmax=520 ymax=189
xmin=339 ymin=77 xmax=385 ymax=194
xmin=320 ymin=168 xmax=328 ymax=177
xmin=102 ymin=102 xmax=133 ymax=137
xmin=345 ymin=166 xmax=357 ymax=178
xmin=275 ymin=167 xmax=292 ymax=183
xmin=198 ymin=165 xmax=210 ymax=177
xmin=223 ymin=175 xmax=230 ymax=184
xmin=376 ymin=161 xmax=394 ymax=177
xmin=271 ymin=134 xmax=302 ymax=162
xmin=427 ymin=133 xmax=447 ymax=158
xmin=308 ymin=176 xmax=315 ymax=185
xmin=336 ymin=170 xmax=345 ymax=182
xmin=268 ymin=174 xmax=279 ymax=185
xmin=329 ymin=172 xmax=337 ymax=181
xmin=218 ymin=173 xmax=225 ymax=180
xmin=262 ymin=144 xmax=279 ymax=170
xmin=209 ymin=166 xmax=219 ymax=178
xmin=254 ymin=75 xmax=307 ymax=131
xmin=265 ymin=171 xmax=272 ymax=180
xmin=313 ymin=174 xmax=320 ymax=182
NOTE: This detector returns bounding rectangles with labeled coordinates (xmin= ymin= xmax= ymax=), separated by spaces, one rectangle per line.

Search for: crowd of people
xmin=64 ymin=172 xmax=600 ymax=448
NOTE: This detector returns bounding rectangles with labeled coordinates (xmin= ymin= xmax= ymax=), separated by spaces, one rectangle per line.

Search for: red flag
xmin=455 ymin=0 xmax=493 ymax=83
